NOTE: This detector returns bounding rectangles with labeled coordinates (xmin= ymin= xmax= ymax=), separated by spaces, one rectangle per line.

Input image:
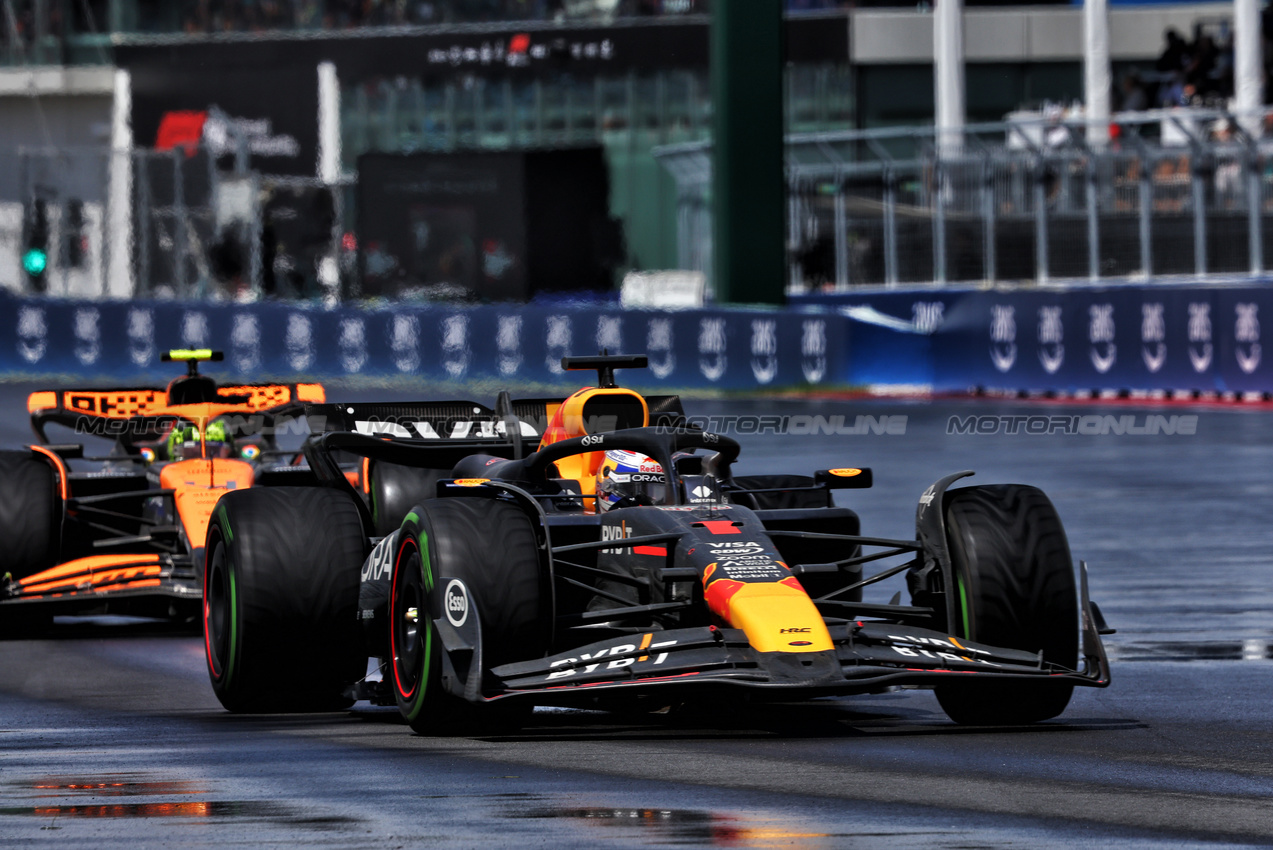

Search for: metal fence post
xmin=982 ymin=154 xmax=996 ymax=283
xmin=1248 ymin=146 xmax=1263 ymax=275
xmin=1192 ymin=144 xmax=1207 ymax=276
xmin=833 ymin=170 xmax=848 ymax=288
xmin=136 ymin=151 xmax=151 ymax=296
xmin=1034 ymin=156 xmax=1049 ymax=283
xmin=884 ymin=166 xmax=898 ymax=286
xmin=1139 ymin=153 xmax=1152 ymax=277
xmin=934 ymin=160 xmax=947 ymax=285
xmin=248 ymin=191 xmax=262 ymax=298
xmin=1087 ymin=154 xmax=1100 ymax=280
xmin=172 ymin=149 xmax=188 ymax=297
xmin=784 ymin=184 xmax=794 ymax=290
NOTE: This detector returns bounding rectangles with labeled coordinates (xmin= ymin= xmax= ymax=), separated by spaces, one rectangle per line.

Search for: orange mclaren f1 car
xmin=0 ymin=349 xmax=326 ymax=631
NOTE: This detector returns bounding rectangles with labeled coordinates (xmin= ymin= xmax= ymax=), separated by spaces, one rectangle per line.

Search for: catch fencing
xmin=656 ymin=107 xmax=1273 ymax=292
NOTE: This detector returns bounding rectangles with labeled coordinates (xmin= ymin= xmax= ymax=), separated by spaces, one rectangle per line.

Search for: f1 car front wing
xmin=480 ymin=563 xmax=1111 ymax=704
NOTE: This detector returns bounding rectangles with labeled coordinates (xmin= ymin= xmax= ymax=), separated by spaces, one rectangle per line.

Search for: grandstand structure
xmin=0 ymin=0 xmax=1260 ymax=298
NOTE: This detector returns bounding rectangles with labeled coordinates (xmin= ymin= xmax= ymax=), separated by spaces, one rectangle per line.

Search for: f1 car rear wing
xmin=307 ymin=394 xmax=688 ymax=442
xmin=28 ymin=382 xmax=326 ymax=445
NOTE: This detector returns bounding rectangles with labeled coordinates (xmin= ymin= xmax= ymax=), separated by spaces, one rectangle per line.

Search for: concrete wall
xmin=851 ymin=3 xmax=1231 ymax=64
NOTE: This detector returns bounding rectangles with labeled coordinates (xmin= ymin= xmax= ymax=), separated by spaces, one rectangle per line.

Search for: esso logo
xmin=444 ymin=579 xmax=469 ymax=627
xmin=581 ymin=434 xmax=605 ymax=447
xmin=700 ymin=432 xmax=720 ymax=444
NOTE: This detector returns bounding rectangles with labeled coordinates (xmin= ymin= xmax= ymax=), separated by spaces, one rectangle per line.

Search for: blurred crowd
xmin=1116 ymin=15 xmax=1273 ymax=113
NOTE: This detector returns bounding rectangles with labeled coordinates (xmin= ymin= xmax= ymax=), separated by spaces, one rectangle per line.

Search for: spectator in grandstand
xmin=1118 ymin=72 xmax=1149 ymax=113
xmin=1211 ymin=118 xmax=1242 ymax=209
xmin=1184 ymin=33 xmax=1219 ymax=97
xmin=1157 ymin=28 xmax=1190 ymax=77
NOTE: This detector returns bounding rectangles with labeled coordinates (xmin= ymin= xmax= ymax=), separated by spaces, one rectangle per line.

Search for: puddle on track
xmin=2 ymin=773 xmax=361 ymax=829
xmin=504 ymin=805 xmax=904 ymax=846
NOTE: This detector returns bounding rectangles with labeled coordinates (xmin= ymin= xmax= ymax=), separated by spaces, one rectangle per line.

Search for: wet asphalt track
xmin=2 ymin=384 xmax=1273 ymax=847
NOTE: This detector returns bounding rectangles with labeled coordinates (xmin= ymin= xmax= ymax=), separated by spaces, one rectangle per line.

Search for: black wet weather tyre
xmin=935 ymin=484 xmax=1078 ymax=725
xmin=390 ymin=498 xmax=544 ymax=735
xmin=203 ymin=487 xmax=368 ymax=713
xmin=369 ymin=460 xmax=446 ymax=536
xmin=0 ymin=450 xmax=61 ymax=581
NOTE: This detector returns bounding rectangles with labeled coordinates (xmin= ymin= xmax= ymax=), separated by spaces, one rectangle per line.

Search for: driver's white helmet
xmin=595 ymin=449 xmax=666 ymax=511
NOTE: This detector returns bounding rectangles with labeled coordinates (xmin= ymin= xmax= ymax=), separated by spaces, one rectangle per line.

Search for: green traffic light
xmin=22 ymin=248 xmax=47 ymax=276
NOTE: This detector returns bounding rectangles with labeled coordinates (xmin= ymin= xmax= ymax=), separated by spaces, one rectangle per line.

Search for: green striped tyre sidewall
xmin=391 ymin=510 xmax=442 ymax=733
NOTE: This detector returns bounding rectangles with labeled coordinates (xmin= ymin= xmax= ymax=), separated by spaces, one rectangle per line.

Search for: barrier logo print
xmin=801 ymin=319 xmax=827 ymax=383
xmin=74 ymin=307 xmax=100 ymax=366
xmin=286 ymin=314 xmax=314 ymax=371
xmin=1235 ymin=303 xmax=1261 ymax=375
xmin=647 ymin=318 xmax=674 ymax=379
xmin=497 ymin=315 xmax=523 ymax=376
xmin=1188 ymin=302 xmax=1212 ymax=373
xmin=231 ymin=313 xmax=261 ymax=373
xmin=17 ymin=306 xmax=46 ymax=364
xmin=546 ymin=316 xmax=571 ymax=374
xmin=441 ymin=315 xmax=470 ymax=378
xmin=1141 ymin=303 xmax=1166 ymax=373
xmin=913 ymin=302 xmax=945 ymax=334
xmin=182 ymin=311 xmax=209 ymax=349
xmin=750 ymin=319 xmax=778 ymax=384
xmin=1088 ymin=304 xmax=1116 ymax=374
xmin=390 ymin=314 xmax=420 ymax=373
xmin=596 ymin=315 xmax=623 ymax=355
xmin=128 ymin=309 xmax=155 ymax=367
xmin=990 ymin=305 xmax=1017 ymax=372
xmin=1038 ymin=306 xmax=1064 ymax=374
xmin=340 ymin=317 xmax=367 ymax=373
xmin=699 ymin=318 xmax=727 ymax=382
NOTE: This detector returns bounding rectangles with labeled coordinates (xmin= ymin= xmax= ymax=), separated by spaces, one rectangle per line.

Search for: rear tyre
xmin=204 ymin=487 xmax=368 ymax=713
xmin=369 ymin=461 xmax=446 ymax=536
xmin=390 ymin=499 xmax=544 ymax=735
xmin=935 ymin=484 xmax=1078 ymax=725
xmin=0 ymin=450 xmax=61 ymax=580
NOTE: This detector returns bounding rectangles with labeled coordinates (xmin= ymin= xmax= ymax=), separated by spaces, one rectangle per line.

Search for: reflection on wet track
xmin=3 ymin=389 xmax=1273 ymax=846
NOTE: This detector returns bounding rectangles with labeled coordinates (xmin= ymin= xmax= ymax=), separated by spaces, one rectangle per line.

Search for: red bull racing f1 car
xmin=203 ymin=355 xmax=1112 ymax=727
xmin=0 ymin=349 xmax=326 ymax=631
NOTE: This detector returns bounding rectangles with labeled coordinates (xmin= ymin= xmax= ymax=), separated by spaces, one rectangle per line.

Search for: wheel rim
xmin=204 ymin=537 xmax=231 ymax=681
xmin=391 ymin=539 xmax=426 ymax=701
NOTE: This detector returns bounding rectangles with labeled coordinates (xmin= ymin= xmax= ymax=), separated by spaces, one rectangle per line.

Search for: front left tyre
xmin=204 ymin=487 xmax=368 ymax=712
xmin=934 ymin=483 xmax=1078 ymax=725
xmin=390 ymin=498 xmax=545 ymax=735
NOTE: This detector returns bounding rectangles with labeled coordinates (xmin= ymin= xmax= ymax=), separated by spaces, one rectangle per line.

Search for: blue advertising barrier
xmin=795 ymin=282 xmax=1273 ymax=393
xmin=7 ymin=284 xmax=1271 ymax=394
xmin=0 ymin=291 xmax=851 ymax=392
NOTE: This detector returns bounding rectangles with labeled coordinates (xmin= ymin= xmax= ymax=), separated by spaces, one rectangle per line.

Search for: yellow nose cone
xmin=725 ymin=581 xmax=834 ymax=653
